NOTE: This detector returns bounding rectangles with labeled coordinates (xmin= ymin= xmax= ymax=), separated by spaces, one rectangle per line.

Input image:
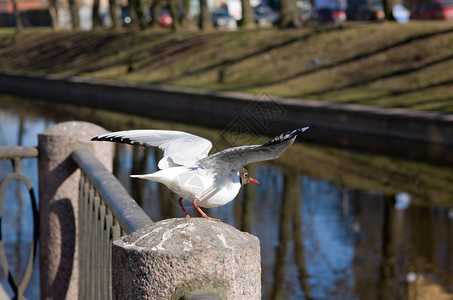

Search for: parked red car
xmin=159 ymin=9 xmax=173 ymax=28
xmin=411 ymin=0 xmax=453 ymax=20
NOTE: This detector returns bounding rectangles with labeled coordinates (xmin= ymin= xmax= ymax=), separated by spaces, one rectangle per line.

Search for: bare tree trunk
xmin=279 ymin=0 xmax=300 ymax=28
xmin=127 ymin=0 xmax=138 ymax=28
xmin=179 ymin=0 xmax=190 ymax=27
xmin=150 ymin=0 xmax=161 ymax=29
xmin=135 ymin=0 xmax=148 ymax=29
xmin=126 ymin=0 xmax=148 ymax=29
xmin=92 ymin=0 xmax=101 ymax=29
xmin=48 ymin=0 xmax=59 ymax=30
xmin=12 ymin=0 xmax=24 ymax=30
xmin=68 ymin=0 xmax=80 ymax=29
xmin=383 ymin=0 xmax=392 ymax=19
xmin=240 ymin=0 xmax=255 ymax=28
xmin=109 ymin=0 xmax=120 ymax=29
xmin=168 ymin=0 xmax=180 ymax=30
xmin=199 ymin=0 xmax=212 ymax=30
xmin=383 ymin=0 xmax=401 ymax=20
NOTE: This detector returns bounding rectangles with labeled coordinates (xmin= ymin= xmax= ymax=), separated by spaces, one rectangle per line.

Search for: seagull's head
xmin=239 ymin=168 xmax=260 ymax=185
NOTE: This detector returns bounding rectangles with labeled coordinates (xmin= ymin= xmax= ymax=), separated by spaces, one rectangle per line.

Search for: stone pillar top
xmin=120 ymin=218 xmax=259 ymax=252
xmin=38 ymin=121 xmax=113 ymax=166
xmin=113 ymin=218 xmax=261 ymax=299
xmin=40 ymin=121 xmax=109 ymax=137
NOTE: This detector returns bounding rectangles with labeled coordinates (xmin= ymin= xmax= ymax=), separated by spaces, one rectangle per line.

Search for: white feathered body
xmin=131 ymin=167 xmax=242 ymax=208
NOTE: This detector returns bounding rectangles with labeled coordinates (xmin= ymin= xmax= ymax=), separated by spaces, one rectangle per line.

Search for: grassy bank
xmin=1 ymin=21 xmax=453 ymax=112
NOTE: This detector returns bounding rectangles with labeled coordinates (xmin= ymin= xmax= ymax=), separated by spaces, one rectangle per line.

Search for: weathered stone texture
xmin=113 ymin=218 xmax=261 ymax=300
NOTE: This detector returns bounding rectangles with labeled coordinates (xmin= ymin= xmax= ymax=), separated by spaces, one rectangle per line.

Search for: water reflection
xmin=1 ymin=94 xmax=453 ymax=299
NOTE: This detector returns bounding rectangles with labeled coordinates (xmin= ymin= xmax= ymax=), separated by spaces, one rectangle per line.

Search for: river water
xmin=1 ymin=93 xmax=453 ymax=299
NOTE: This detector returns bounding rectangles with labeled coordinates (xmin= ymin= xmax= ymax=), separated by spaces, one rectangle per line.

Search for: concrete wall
xmin=1 ymin=70 xmax=452 ymax=153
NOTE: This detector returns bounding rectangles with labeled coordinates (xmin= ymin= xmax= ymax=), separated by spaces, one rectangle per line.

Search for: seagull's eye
xmin=244 ymin=173 xmax=248 ymax=177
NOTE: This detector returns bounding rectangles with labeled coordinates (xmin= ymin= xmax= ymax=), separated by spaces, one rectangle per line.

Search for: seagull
xmin=92 ymin=127 xmax=309 ymax=221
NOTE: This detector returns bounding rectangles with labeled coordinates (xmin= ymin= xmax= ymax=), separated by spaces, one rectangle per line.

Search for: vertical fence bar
xmin=98 ymin=197 xmax=104 ymax=300
xmin=79 ymin=173 xmax=117 ymax=299
xmin=93 ymin=196 xmax=99 ymax=299
xmin=72 ymin=147 xmax=152 ymax=300
xmin=77 ymin=177 xmax=146 ymax=299
xmin=78 ymin=174 xmax=86 ymax=300
xmin=104 ymin=213 xmax=114 ymax=299
xmin=89 ymin=189 xmax=96 ymax=298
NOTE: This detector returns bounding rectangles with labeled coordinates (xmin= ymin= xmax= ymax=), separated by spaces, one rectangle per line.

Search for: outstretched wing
xmin=92 ymin=130 xmax=213 ymax=169
xmin=198 ymin=127 xmax=309 ymax=180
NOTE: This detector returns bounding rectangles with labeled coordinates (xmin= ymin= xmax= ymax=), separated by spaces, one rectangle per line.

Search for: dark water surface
xmin=1 ymin=94 xmax=453 ymax=299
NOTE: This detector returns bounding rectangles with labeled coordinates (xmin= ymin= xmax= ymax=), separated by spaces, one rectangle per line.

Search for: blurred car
xmin=121 ymin=7 xmax=132 ymax=26
xmin=298 ymin=0 xmax=316 ymax=23
xmin=159 ymin=9 xmax=173 ymax=28
xmin=411 ymin=0 xmax=453 ymax=20
xmin=254 ymin=6 xmax=281 ymax=26
xmin=212 ymin=9 xmax=238 ymax=29
xmin=312 ymin=7 xmax=346 ymax=23
xmin=346 ymin=0 xmax=385 ymax=21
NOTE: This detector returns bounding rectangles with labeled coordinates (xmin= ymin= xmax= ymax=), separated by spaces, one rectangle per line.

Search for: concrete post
xmin=112 ymin=218 xmax=261 ymax=300
xmin=38 ymin=121 xmax=114 ymax=300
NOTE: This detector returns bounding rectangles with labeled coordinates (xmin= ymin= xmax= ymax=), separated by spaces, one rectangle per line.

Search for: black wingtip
xmin=262 ymin=127 xmax=309 ymax=147
xmin=90 ymin=134 xmax=148 ymax=147
xmin=91 ymin=135 xmax=113 ymax=142
xmin=289 ymin=127 xmax=309 ymax=137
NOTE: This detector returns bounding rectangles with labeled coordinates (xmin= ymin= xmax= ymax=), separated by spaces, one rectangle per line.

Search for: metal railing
xmin=71 ymin=148 xmax=153 ymax=300
xmin=0 ymin=145 xmax=153 ymax=299
xmin=0 ymin=146 xmax=39 ymax=300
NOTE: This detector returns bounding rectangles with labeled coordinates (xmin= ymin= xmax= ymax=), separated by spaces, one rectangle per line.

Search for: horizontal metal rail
xmin=0 ymin=145 xmax=38 ymax=159
xmin=71 ymin=148 xmax=153 ymax=234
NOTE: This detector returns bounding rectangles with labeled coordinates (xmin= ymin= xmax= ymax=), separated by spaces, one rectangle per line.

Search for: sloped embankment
xmin=1 ymin=21 xmax=453 ymax=112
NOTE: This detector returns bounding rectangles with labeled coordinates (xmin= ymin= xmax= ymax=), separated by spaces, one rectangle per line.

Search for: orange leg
xmin=193 ymin=198 xmax=220 ymax=221
xmin=178 ymin=197 xmax=190 ymax=218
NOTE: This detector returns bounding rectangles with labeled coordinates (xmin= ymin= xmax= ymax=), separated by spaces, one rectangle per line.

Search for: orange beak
xmin=250 ymin=178 xmax=260 ymax=184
